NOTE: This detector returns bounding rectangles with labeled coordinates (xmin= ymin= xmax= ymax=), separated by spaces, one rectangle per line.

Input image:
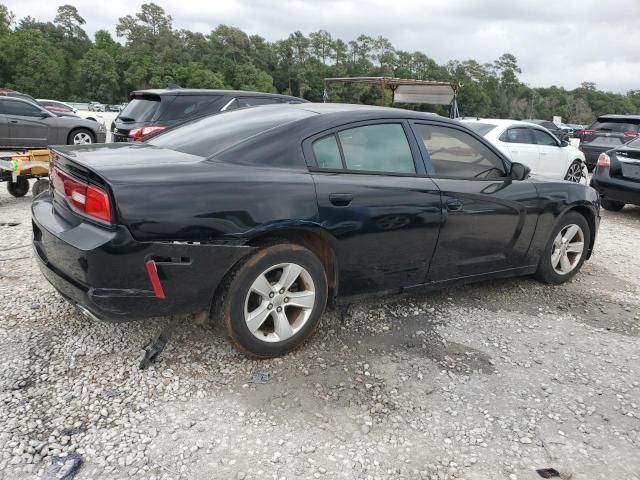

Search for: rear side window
xmin=157 ymin=95 xmax=221 ymax=121
xmin=532 ymin=129 xmax=557 ymax=146
xmin=414 ymin=124 xmax=505 ymax=178
xmin=147 ymin=106 xmax=315 ymax=157
xmin=312 ymin=135 xmax=342 ymax=169
xmin=502 ymin=127 xmax=534 ymax=144
xmin=338 ymin=124 xmax=415 ymax=174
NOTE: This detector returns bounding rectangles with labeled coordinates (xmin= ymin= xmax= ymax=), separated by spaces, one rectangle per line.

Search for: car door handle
xmin=9 ymin=120 xmax=18 ymax=123
xmin=446 ymin=199 xmax=464 ymax=212
xmin=329 ymin=193 xmax=353 ymax=206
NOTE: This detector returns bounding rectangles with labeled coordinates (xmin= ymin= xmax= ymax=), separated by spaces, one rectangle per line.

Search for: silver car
xmin=0 ymin=97 xmax=106 ymax=149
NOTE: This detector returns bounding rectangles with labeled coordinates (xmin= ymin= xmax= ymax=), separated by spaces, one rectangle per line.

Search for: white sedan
xmin=461 ymin=118 xmax=587 ymax=183
xmin=37 ymin=99 xmax=106 ymax=126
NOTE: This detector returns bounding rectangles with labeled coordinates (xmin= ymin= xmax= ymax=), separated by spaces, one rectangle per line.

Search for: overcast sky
xmin=5 ymin=0 xmax=640 ymax=93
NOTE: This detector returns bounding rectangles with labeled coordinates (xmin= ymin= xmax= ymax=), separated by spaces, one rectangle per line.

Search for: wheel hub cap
xmin=244 ymin=262 xmax=316 ymax=343
xmin=551 ymin=224 xmax=585 ymax=275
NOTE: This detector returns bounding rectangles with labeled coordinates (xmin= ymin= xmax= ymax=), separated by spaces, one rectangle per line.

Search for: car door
xmin=305 ymin=120 xmax=442 ymax=296
xmin=499 ymin=126 xmax=540 ymax=172
xmin=0 ymin=104 xmax=9 ymax=146
xmin=410 ymin=121 xmax=539 ymax=282
xmin=3 ymin=99 xmax=52 ymax=147
xmin=531 ymin=128 xmax=566 ymax=179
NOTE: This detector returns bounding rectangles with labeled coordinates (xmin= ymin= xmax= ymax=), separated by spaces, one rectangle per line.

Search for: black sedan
xmin=590 ymin=137 xmax=640 ymax=211
xmin=32 ymin=104 xmax=600 ymax=357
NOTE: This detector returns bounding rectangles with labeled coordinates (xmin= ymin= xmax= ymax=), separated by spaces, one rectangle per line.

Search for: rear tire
xmin=67 ymin=128 xmax=95 ymax=145
xmin=535 ymin=212 xmax=590 ymax=285
xmin=601 ymin=199 xmax=625 ymax=212
xmin=32 ymin=178 xmax=50 ymax=197
xmin=218 ymin=242 xmax=328 ymax=358
xmin=7 ymin=176 xmax=29 ymax=197
xmin=564 ymin=160 xmax=584 ymax=183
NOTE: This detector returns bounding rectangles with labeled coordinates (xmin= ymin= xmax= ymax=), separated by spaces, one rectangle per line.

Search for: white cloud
xmin=5 ymin=0 xmax=640 ymax=93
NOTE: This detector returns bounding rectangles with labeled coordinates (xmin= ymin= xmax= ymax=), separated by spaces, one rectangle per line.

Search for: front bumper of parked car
xmin=32 ymin=192 xmax=253 ymax=322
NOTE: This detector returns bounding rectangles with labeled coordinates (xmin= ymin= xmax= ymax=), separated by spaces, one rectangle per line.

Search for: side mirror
xmin=40 ymin=111 xmax=51 ymax=118
xmin=560 ymin=139 xmax=569 ymax=147
xmin=510 ymin=162 xmax=530 ymax=181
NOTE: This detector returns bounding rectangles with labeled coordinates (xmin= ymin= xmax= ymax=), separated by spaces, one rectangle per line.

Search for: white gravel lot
xmin=0 ymin=182 xmax=639 ymax=480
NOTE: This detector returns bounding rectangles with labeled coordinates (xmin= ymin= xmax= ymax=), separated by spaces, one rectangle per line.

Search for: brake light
xmin=582 ymin=129 xmax=595 ymax=136
xmin=128 ymin=125 xmax=167 ymax=140
xmin=597 ymin=153 xmax=610 ymax=167
xmin=51 ymin=166 xmax=111 ymax=222
xmin=623 ymin=131 xmax=638 ymax=137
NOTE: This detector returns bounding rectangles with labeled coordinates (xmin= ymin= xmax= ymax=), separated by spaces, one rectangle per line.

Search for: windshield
xmin=147 ymin=106 xmax=315 ymax=157
xmin=118 ymin=96 xmax=160 ymax=122
xmin=626 ymin=136 xmax=640 ymax=148
xmin=463 ymin=122 xmax=497 ymax=136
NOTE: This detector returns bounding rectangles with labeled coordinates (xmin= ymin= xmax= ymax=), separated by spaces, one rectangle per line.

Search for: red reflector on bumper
xmin=145 ymin=260 xmax=166 ymax=299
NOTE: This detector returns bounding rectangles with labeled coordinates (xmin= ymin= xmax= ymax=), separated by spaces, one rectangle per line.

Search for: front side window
xmin=336 ymin=124 xmax=415 ymax=174
xmin=414 ymin=124 xmax=506 ymax=179
xmin=1 ymin=100 xmax=43 ymax=117
xmin=502 ymin=127 xmax=534 ymax=144
xmin=532 ymin=129 xmax=557 ymax=146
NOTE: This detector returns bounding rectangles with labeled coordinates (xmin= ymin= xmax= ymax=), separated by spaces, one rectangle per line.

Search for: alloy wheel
xmin=551 ymin=224 xmax=585 ymax=275
xmin=244 ymin=262 xmax=316 ymax=342
xmin=565 ymin=162 xmax=583 ymax=183
xmin=73 ymin=132 xmax=93 ymax=144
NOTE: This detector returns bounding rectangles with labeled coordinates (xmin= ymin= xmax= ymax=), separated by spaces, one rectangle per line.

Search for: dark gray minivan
xmin=111 ymin=88 xmax=308 ymax=142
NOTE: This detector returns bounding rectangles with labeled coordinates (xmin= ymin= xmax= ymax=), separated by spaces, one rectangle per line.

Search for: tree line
xmin=1 ymin=2 xmax=639 ymax=124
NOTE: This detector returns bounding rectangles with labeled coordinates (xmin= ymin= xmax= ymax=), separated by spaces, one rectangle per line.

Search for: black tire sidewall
xmin=601 ymin=199 xmax=624 ymax=211
xmin=67 ymin=128 xmax=95 ymax=145
xmin=537 ymin=212 xmax=590 ymax=284
xmin=7 ymin=176 xmax=29 ymax=197
xmin=225 ymin=244 xmax=328 ymax=357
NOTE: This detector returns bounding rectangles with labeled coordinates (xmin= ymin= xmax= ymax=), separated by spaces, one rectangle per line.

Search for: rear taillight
xmin=623 ymin=131 xmax=638 ymax=137
xmin=582 ymin=129 xmax=595 ymax=136
xmin=51 ymin=166 xmax=111 ymax=222
xmin=128 ymin=125 xmax=167 ymax=140
xmin=597 ymin=153 xmax=610 ymax=167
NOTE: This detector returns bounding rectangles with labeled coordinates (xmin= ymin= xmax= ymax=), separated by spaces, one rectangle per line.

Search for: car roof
xmin=460 ymin=118 xmax=542 ymax=129
xmin=130 ymin=88 xmax=307 ymax=102
xmin=597 ymin=114 xmax=640 ymax=121
xmin=0 ymin=96 xmax=39 ymax=104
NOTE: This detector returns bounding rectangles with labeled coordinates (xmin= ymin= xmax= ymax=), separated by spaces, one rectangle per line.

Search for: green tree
xmin=73 ymin=48 xmax=119 ymax=102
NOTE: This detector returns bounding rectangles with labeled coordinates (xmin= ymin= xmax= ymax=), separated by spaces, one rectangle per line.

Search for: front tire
xmin=535 ymin=212 xmax=590 ymax=285
xmin=7 ymin=176 xmax=29 ymax=197
xmin=219 ymin=242 xmax=328 ymax=358
xmin=601 ymin=199 xmax=625 ymax=212
xmin=68 ymin=128 xmax=95 ymax=145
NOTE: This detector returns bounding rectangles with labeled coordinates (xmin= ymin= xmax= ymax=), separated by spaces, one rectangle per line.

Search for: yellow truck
xmin=0 ymin=149 xmax=50 ymax=197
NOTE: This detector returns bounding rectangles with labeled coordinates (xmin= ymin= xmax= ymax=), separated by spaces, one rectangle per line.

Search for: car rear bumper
xmin=590 ymin=169 xmax=640 ymax=205
xmin=580 ymin=145 xmax=609 ymax=165
xmin=32 ymin=192 xmax=254 ymax=322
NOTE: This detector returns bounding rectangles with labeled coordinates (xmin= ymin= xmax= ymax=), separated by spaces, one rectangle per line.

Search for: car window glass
xmin=312 ymin=135 xmax=343 ymax=169
xmin=591 ymin=121 xmax=640 ymax=133
xmin=415 ymin=124 xmax=505 ymax=178
xmin=532 ymin=129 xmax=557 ymax=146
xmin=464 ymin=122 xmax=497 ymax=136
xmin=237 ymin=97 xmax=280 ymax=107
xmin=337 ymin=124 xmax=415 ymax=174
xmin=221 ymin=98 xmax=239 ymax=111
xmin=503 ymin=128 xmax=533 ymax=144
xmin=157 ymin=95 xmax=221 ymax=121
xmin=1 ymin=100 xmax=43 ymax=117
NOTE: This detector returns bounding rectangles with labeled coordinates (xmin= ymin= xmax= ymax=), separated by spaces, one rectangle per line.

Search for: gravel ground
xmin=1 ymin=182 xmax=639 ymax=480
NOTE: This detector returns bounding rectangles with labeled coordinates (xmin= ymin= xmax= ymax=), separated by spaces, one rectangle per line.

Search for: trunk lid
xmin=612 ymin=145 xmax=640 ymax=181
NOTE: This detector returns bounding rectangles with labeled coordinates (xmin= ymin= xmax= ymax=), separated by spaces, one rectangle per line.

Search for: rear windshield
xmin=147 ymin=106 xmax=315 ymax=157
xmin=591 ymin=119 xmax=640 ymax=133
xmin=118 ymin=96 xmax=160 ymax=123
xmin=626 ymin=137 xmax=640 ymax=148
xmin=463 ymin=122 xmax=497 ymax=136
